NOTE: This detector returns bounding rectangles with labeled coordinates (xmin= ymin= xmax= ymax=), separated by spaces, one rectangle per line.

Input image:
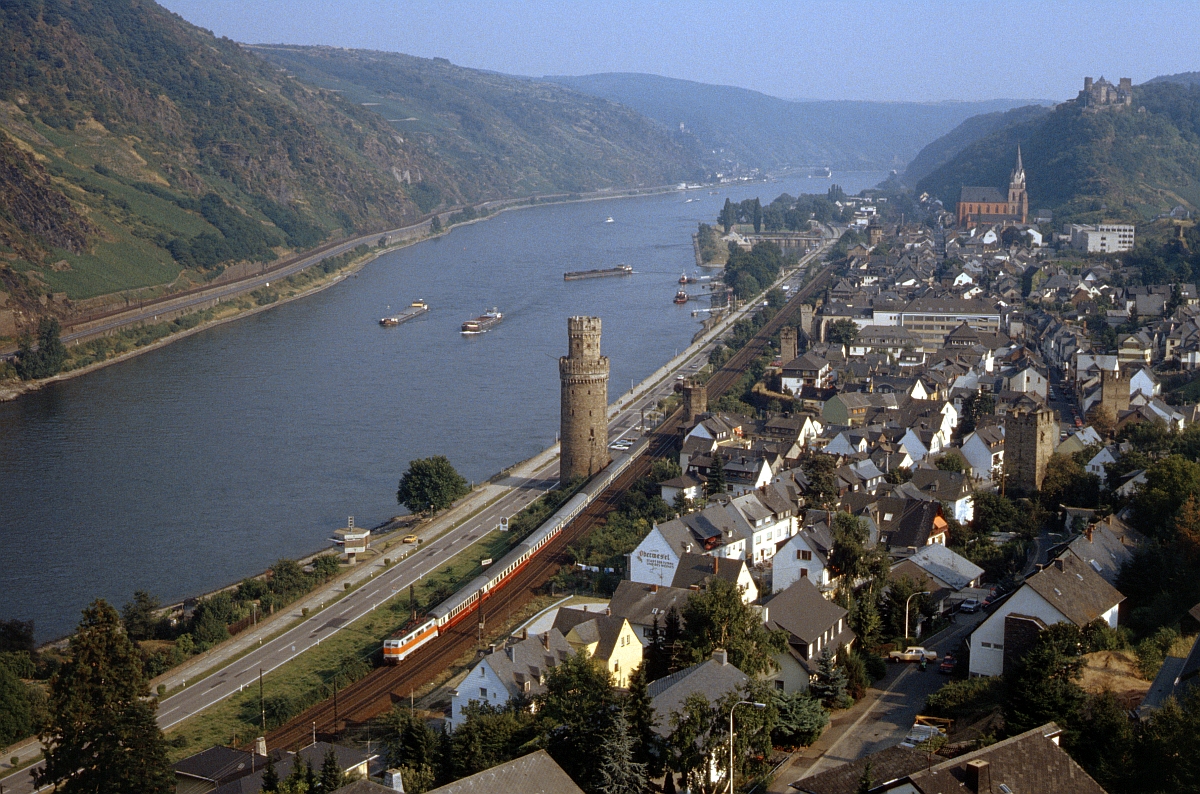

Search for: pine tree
xmin=856 ymin=760 xmax=874 ymax=794
xmin=596 ymin=709 xmax=648 ymax=794
xmin=706 ymin=451 xmax=726 ymax=497
xmin=284 ymin=757 xmax=306 ymax=791
xmin=318 ymin=746 xmax=343 ymax=793
xmin=811 ymin=647 xmax=850 ymax=709
xmin=625 ymin=664 xmax=661 ymax=776
xmin=720 ymin=198 xmax=734 ymax=233
xmin=261 ymin=754 xmax=280 ymax=792
xmin=37 ymin=599 xmax=174 ymax=794
xmin=752 ymin=199 xmax=763 ymax=233
xmin=304 ymin=758 xmax=317 ymax=793
xmin=663 ymin=607 xmax=683 ymax=673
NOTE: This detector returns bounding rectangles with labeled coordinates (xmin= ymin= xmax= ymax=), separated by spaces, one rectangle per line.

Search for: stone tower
xmin=780 ymin=326 xmax=798 ymax=365
xmin=560 ymin=316 xmax=610 ymax=485
xmin=1004 ymin=406 xmax=1056 ymax=495
xmin=682 ymin=379 xmax=708 ymax=426
xmin=1100 ymin=368 xmax=1131 ymax=416
xmin=1008 ymin=146 xmax=1029 ymax=224
xmin=798 ymin=304 xmax=815 ymax=341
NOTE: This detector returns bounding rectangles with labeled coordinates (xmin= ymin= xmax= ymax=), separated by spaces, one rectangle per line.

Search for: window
xmin=480 ymin=687 xmax=488 ymax=698
xmin=775 ymin=680 xmax=785 ymax=691
xmin=981 ymin=642 xmax=992 ymax=648
xmin=801 ymin=550 xmax=812 ymax=561
xmin=800 ymin=568 xmax=808 ymax=578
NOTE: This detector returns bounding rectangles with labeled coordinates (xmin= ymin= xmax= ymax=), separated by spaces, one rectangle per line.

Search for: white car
xmin=888 ymin=646 xmax=939 ymax=663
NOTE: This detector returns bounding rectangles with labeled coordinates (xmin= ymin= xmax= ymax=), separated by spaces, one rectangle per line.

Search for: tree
xmin=720 ymin=198 xmax=734 ymax=233
xmin=935 ymin=451 xmax=966 ymax=474
xmin=625 ymin=664 xmax=661 ymax=776
xmin=1131 ymin=455 xmax=1200 ymax=539
xmin=595 ymin=709 xmax=648 ymax=794
xmin=1039 ymin=453 xmax=1100 ymax=509
xmin=705 ymin=451 xmax=725 ymax=497
xmin=0 ymin=663 xmax=32 ymax=747
xmin=398 ymin=455 xmax=470 ymax=514
xmin=752 ymin=198 xmax=763 ymax=233
xmin=881 ymin=575 xmax=930 ymax=641
xmin=810 ymin=647 xmax=851 ymax=709
xmin=1002 ymin=623 xmax=1087 ymax=737
xmin=380 ymin=705 xmax=438 ymax=773
xmin=318 ymin=745 xmax=344 ymax=793
xmin=959 ymin=392 xmax=995 ymax=435
xmin=769 ymin=689 xmax=827 ymax=748
xmin=537 ymin=652 xmax=619 ymax=791
xmin=121 ymin=590 xmax=161 ymax=641
xmin=14 ymin=317 xmax=67 ymax=380
xmin=826 ymin=318 xmax=859 ymax=347
xmin=0 ymin=618 xmax=35 ymax=653
xmin=37 ymin=599 xmax=173 ymax=794
xmin=261 ymin=754 xmax=280 ymax=792
xmin=678 ymin=578 xmax=787 ymax=676
xmin=430 ymin=214 xmax=442 ymax=233
xmin=1086 ymin=404 xmax=1116 ymax=438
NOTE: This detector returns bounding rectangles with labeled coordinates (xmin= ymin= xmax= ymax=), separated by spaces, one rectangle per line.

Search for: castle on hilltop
xmin=956 ymin=147 xmax=1028 ymax=228
xmin=1078 ymin=76 xmax=1133 ymax=109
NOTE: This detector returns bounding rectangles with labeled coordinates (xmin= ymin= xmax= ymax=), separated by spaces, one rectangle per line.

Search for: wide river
xmin=1 ymin=172 xmax=884 ymax=642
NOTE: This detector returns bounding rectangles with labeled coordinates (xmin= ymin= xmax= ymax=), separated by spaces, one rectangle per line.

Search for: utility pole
xmin=259 ymin=668 xmax=265 ymax=732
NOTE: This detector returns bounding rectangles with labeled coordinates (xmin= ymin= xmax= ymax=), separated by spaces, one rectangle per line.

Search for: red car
xmin=939 ymin=654 xmax=958 ymax=674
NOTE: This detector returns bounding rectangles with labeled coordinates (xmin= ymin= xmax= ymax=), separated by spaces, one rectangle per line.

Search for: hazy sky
xmin=158 ymin=0 xmax=1197 ymax=102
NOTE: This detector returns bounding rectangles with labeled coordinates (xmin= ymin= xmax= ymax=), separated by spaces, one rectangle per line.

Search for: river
xmin=0 ymin=171 xmax=885 ymax=642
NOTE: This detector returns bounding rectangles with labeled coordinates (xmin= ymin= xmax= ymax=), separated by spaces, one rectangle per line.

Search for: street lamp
xmin=905 ymin=591 xmax=931 ymax=641
xmin=728 ymin=700 xmax=767 ymax=794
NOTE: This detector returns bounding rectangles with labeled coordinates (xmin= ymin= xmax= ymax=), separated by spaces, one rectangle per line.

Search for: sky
xmin=157 ymin=0 xmax=1198 ymax=103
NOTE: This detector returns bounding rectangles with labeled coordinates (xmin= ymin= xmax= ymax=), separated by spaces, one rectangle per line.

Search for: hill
xmin=915 ymin=81 xmax=1200 ymax=224
xmin=0 ymin=2 xmax=698 ymax=333
xmin=900 ymin=104 xmax=1051 ymax=186
xmin=248 ymin=47 xmax=702 ymax=202
xmin=1147 ymin=71 xmax=1200 ymax=87
xmin=542 ymin=72 xmax=1042 ymax=173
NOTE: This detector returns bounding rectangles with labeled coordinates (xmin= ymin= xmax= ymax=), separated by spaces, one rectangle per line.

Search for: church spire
xmin=1015 ymin=144 xmax=1023 ymax=174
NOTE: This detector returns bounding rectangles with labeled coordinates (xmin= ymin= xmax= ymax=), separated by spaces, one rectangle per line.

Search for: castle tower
xmin=798 ymin=304 xmax=815 ymax=342
xmin=780 ymin=326 xmax=798 ymax=365
xmin=560 ymin=316 xmax=610 ymax=485
xmin=682 ymin=379 xmax=708 ymax=426
xmin=1008 ymin=146 xmax=1028 ymax=224
xmin=1004 ymin=406 xmax=1056 ymax=495
xmin=1100 ymin=368 xmax=1131 ymax=416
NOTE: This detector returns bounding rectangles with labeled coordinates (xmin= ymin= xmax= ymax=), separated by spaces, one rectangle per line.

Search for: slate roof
xmin=608 ymin=580 xmax=692 ymax=627
xmin=1139 ymin=646 xmax=1192 ymax=717
xmin=425 ymin=750 xmax=584 ymax=794
xmin=173 ymin=746 xmax=264 ymax=785
xmin=1059 ymin=521 xmax=1138 ymax=585
xmin=647 ymin=653 xmax=749 ymax=736
xmin=671 ymin=552 xmax=747 ymax=591
xmin=876 ymin=497 xmax=944 ymax=549
xmin=333 ymin=782 xmax=397 ymax=794
xmin=905 ymin=543 xmax=984 ymax=590
xmin=1026 ymin=554 xmax=1124 ymax=627
xmin=551 ymin=608 xmax=627 ymax=660
xmin=765 ymin=578 xmax=852 ymax=647
xmin=790 ymin=745 xmax=929 ymax=793
xmin=905 ymin=722 xmax=1106 ymax=794
xmin=959 ymin=187 xmax=1007 ymax=203
xmin=909 ymin=468 xmax=972 ymax=501
xmin=479 ymin=630 xmax=573 ymax=699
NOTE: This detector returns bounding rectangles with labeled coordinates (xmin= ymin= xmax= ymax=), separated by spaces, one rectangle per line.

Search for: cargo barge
xmin=461 ymin=309 xmax=503 ymax=335
xmin=563 ymin=265 xmax=633 ymax=281
xmin=379 ymin=300 xmax=429 ymax=327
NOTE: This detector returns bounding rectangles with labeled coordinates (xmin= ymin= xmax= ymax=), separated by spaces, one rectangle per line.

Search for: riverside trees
xmin=397 ymin=455 xmax=471 ymax=514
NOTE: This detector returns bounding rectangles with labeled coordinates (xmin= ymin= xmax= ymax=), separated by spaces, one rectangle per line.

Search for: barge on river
xmin=461 ymin=309 xmax=503 ymax=335
xmin=379 ymin=300 xmax=429 ymax=327
xmin=564 ymin=265 xmax=633 ymax=281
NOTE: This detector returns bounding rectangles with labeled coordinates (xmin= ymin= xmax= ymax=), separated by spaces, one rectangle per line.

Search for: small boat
xmin=462 ymin=308 xmax=503 ymax=335
xmin=674 ymin=290 xmax=689 ymax=304
xmin=380 ymin=299 xmax=429 ymax=327
xmin=809 ymin=166 xmax=832 ymax=179
xmin=679 ymin=273 xmax=691 ymax=284
xmin=604 ymin=216 xmax=614 ymax=223
xmin=564 ymin=265 xmax=633 ymax=281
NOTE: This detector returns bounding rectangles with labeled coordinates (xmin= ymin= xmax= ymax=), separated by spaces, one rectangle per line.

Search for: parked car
xmin=939 ymin=654 xmax=958 ymax=674
xmin=402 ymin=534 xmax=419 ymax=544
xmin=888 ymin=646 xmax=939 ymax=663
xmin=959 ymin=598 xmax=982 ymax=613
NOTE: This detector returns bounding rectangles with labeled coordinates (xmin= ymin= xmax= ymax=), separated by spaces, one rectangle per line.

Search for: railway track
xmin=263 ymin=251 xmax=841 ymax=748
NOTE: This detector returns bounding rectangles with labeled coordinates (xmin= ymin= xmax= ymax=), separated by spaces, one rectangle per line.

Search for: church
xmin=956 ymin=148 xmax=1028 ymax=228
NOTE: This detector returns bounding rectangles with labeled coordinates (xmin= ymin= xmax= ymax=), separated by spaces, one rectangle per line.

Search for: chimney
xmin=521 ymin=627 xmax=528 ymax=640
xmin=542 ymin=632 xmax=550 ymax=651
xmin=383 ymin=769 xmax=407 ymax=792
xmin=712 ymin=648 xmax=729 ymax=666
xmin=255 ymin=737 xmax=267 ymax=757
xmin=1085 ymin=524 xmax=1094 ymax=542
xmin=650 ymin=583 xmax=659 ymax=593
xmin=713 ymin=555 xmax=719 ymax=575
xmin=605 ymin=606 xmax=611 ymax=616
xmin=507 ymin=645 xmax=515 ymax=661
xmin=965 ymin=760 xmax=991 ymax=793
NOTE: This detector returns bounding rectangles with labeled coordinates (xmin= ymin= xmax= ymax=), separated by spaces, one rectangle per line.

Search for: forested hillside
xmin=544 ymin=72 xmax=1041 ymax=173
xmin=916 ymin=81 xmax=1200 ymax=223
xmin=900 ymin=104 xmax=1050 ymax=186
xmin=0 ymin=1 xmax=698 ymax=334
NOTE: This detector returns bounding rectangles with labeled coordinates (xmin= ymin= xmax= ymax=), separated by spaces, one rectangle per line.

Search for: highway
xmin=0 ymin=229 xmax=836 ymax=794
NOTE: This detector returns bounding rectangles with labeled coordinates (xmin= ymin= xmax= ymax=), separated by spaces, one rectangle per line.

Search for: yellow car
xmin=403 ymin=534 xmax=419 ymax=544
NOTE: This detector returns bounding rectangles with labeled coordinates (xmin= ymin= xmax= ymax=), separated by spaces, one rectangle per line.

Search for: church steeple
xmin=1011 ymin=145 xmax=1025 ymax=188
xmin=1008 ymin=145 xmax=1028 ymax=223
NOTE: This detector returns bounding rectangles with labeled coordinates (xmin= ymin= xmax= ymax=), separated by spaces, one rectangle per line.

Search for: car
xmin=888 ymin=646 xmax=939 ymax=663
xmin=899 ymin=723 xmax=946 ymax=748
xmin=959 ymin=598 xmax=982 ymax=613
xmin=939 ymin=655 xmax=958 ymax=674
xmin=402 ymin=534 xmax=419 ymax=544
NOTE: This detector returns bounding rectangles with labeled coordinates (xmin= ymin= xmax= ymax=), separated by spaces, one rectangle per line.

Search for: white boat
xmin=604 ymin=216 xmax=614 ymax=223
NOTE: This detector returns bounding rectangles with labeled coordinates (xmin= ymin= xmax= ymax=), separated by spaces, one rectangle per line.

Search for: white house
xmin=909 ymin=468 xmax=974 ymax=523
xmin=1130 ymin=368 xmax=1160 ymax=399
xmin=961 ymin=425 xmax=1004 ymax=480
xmin=968 ymin=554 xmax=1124 ymax=677
xmin=1085 ymin=446 xmax=1119 ymax=483
xmin=448 ymin=630 xmax=573 ymax=729
xmin=773 ymin=527 xmax=835 ymax=594
xmin=763 ymin=578 xmax=855 ymax=693
xmin=726 ymin=490 xmax=796 ymax=563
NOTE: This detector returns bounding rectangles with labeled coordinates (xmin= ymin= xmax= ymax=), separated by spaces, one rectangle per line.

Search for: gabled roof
xmin=905 ymin=544 xmax=984 ymax=590
xmin=609 ymin=580 xmax=692 ymax=626
xmin=909 ymin=468 xmax=972 ymax=501
xmin=647 ymin=653 xmax=749 ymax=735
xmin=425 ymin=750 xmax=584 ymax=794
xmin=551 ymin=608 xmax=627 ymax=660
xmin=671 ymin=552 xmax=747 ymax=591
xmin=478 ymin=630 xmax=573 ymax=699
xmin=173 ymin=746 xmax=263 ymax=785
xmin=789 ymin=745 xmax=929 ymax=794
xmin=959 ymin=186 xmax=1007 ymax=203
xmin=765 ymin=578 xmax=850 ymax=646
xmin=1025 ymin=554 xmax=1124 ymax=626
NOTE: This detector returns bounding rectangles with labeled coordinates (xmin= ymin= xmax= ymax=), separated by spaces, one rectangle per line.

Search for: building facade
xmin=1004 ymin=406 xmax=1057 ymax=494
xmin=559 ymin=316 xmax=610 ymax=485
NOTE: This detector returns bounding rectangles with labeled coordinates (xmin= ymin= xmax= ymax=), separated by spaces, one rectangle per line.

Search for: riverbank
xmin=0 ymin=180 xmax=731 ymax=403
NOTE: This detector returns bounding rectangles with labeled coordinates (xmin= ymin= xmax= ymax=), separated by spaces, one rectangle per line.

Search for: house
xmin=873 ymin=497 xmax=948 ymax=553
xmin=968 ymin=554 xmax=1124 ymax=677
xmin=889 ymin=544 xmax=984 ymax=615
xmin=782 ymin=353 xmax=834 ymax=393
xmin=1053 ymin=516 xmax=1141 ymax=586
xmin=648 ymin=649 xmax=749 ymax=736
xmin=1085 ymin=445 xmax=1119 ymax=482
xmin=671 ymin=550 xmax=758 ymax=600
xmin=551 ymin=608 xmax=642 ymax=688
xmin=423 ymin=750 xmax=584 ymax=794
xmin=960 ymin=425 xmax=1004 ymax=479
xmin=793 ymin=722 xmax=1106 ymax=794
xmin=447 ymin=630 xmax=573 ymax=729
xmin=763 ymin=578 xmax=855 ymax=692
xmin=773 ymin=527 xmax=835 ymax=594
xmin=608 ymin=580 xmax=693 ymax=645
xmin=821 ymin=392 xmax=873 ymax=426
xmin=174 ymin=746 xmax=269 ymax=794
xmin=908 ymin=468 xmax=974 ymax=523
xmin=628 ymin=504 xmax=743 ymax=587
xmin=198 ymin=743 xmax=375 ymax=794
xmin=659 ymin=474 xmax=704 ymax=505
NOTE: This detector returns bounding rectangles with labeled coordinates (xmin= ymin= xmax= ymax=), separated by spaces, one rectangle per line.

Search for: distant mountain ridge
xmin=542 ymin=72 xmax=1045 ymax=172
xmin=900 ymin=105 xmax=1052 ymax=186
xmin=914 ymin=79 xmax=1200 ymax=224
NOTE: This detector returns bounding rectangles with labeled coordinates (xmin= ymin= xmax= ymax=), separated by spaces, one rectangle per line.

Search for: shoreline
xmin=0 ymin=180 xmax=733 ymax=403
